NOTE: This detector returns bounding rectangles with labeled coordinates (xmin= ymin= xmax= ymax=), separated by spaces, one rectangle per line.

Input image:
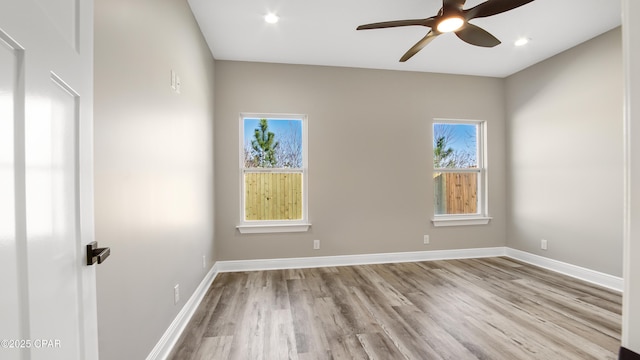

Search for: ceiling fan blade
xmin=357 ymin=18 xmax=435 ymax=30
xmin=400 ymin=31 xmax=439 ymax=62
xmin=465 ymin=0 xmax=535 ymax=20
xmin=455 ymin=23 xmax=501 ymax=47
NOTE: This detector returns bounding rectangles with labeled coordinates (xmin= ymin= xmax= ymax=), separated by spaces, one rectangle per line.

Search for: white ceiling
xmin=187 ymin=0 xmax=622 ymax=78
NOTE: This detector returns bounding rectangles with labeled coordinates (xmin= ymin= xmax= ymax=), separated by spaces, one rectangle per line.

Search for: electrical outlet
xmin=174 ymin=284 xmax=180 ymax=304
xmin=313 ymin=239 xmax=320 ymax=250
xmin=202 ymin=255 xmax=206 ymax=269
xmin=170 ymin=69 xmax=176 ymax=90
xmin=424 ymin=235 xmax=430 ymax=245
xmin=541 ymin=239 xmax=548 ymax=250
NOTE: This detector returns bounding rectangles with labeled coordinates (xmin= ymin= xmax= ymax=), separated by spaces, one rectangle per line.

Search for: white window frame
xmin=237 ymin=113 xmax=310 ymax=234
xmin=431 ymin=119 xmax=492 ymax=227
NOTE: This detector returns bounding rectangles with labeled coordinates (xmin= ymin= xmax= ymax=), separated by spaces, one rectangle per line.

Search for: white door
xmin=0 ymin=0 xmax=99 ymax=359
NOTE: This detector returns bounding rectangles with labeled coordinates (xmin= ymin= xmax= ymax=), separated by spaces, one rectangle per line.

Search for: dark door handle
xmin=87 ymin=241 xmax=111 ymax=265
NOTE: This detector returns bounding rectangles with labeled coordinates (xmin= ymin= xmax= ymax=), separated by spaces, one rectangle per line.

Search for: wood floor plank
xmin=327 ymin=334 xmax=369 ymax=360
xmin=356 ymin=332 xmax=407 ymax=360
xmin=313 ymin=297 xmax=369 ymax=359
xmin=264 ymin=309 xmax=298 ymax=360
xmin=169 ymin=287 xmax=224 ymax=359
xmin=351 ymin=285 xmax=443 ymax=360
xmin=392 ymin=303 xmax=479 ymax=360
xmin=404 ymin=290 xmax=530 ymax=360
xmin=287 ymin=278 xmax=331 ymax=358
xmin=168 ymin=258 xmax=622 ymax=360
xmin=192 ymin=336 xmax=233 ymax=360
xmin=226 ymin=285 xmax=271 ymax=359
xmin=323 ymin=273 xmax=380 ymax=334
xmin=352 ymin=265 xmax=413 ymax=307
xmin=203 ymin=273 xmax=250 ymax=337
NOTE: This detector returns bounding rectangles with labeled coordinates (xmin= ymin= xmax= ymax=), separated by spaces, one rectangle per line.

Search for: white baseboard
xmin=505 ymin=248 xmax=623 ymax=292
xmin=145 ymin=263 xmax=220 ymax=360
xmin=216 ymin=247 xmax=507 ymax=272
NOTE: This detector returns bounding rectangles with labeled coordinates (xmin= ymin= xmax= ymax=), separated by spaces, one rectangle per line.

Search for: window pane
xmin=244 ymin=118 xmax=303 ymax=168
xmin=434 ymin=172 xmax=478 ymax=215
xmin=433 ymin=123 xmax=477 ymax=169
xmin=244 ymin=172 xmax=302 ymax=220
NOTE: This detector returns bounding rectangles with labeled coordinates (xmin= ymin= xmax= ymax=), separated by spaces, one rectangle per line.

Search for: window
xmin=237 ymin=114 xmax=309 ymax=233
xmin=432 ymin=120 xmax=491 ymax=227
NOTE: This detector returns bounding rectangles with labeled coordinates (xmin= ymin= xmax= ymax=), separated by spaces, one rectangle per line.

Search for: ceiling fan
xmin=356 ymin=0 xmax=536 ymax=62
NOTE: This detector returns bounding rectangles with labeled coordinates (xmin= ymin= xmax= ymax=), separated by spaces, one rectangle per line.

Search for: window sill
xmin=237 ymin=223 xmax=311 ymax=234
xmin=431 ymin=216 xmax=492 ymax=227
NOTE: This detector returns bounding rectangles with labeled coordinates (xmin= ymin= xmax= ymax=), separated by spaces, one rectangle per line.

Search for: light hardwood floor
xmin=168 ymin=257 xmax=621 ymax=360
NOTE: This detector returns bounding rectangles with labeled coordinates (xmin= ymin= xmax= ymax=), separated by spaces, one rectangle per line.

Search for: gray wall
xmin=93 ymin=0 xmax=215 ymax=359
xmin=505 ymin=28 xmax=623 ymax=276
xmin=215 ymin=61 xmax=507 ymax=261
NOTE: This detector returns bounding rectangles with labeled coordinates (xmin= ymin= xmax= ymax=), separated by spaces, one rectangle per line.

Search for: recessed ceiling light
xmin=515 ymin=38 xmax=530 ymax=47
xmin=264 ymin=13 xmax=279 ymax=24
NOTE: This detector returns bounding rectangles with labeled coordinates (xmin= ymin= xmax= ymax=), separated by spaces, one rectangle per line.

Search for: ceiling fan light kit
xmin=356 ymin=0 xmax=536 ymax=62
xmin=437 ymin=16 xmax=464 ymax=33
